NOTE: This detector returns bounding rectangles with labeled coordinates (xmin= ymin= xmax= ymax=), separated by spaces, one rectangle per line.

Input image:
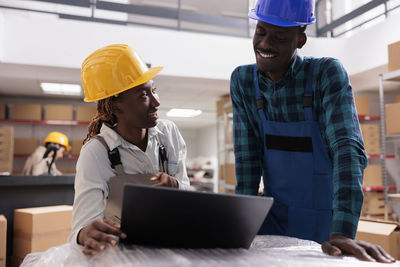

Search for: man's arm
xmin=230 ymin=66 xmax=263 ymax=195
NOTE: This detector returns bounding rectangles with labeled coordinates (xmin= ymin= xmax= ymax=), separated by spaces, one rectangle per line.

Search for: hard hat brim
xmin=84 ymin=66 xmax=163 ymax=102
xmin=248 ymin=9 xmax=315 ymax=27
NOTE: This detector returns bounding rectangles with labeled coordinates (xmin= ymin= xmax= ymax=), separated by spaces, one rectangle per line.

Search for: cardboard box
xmin=12 ymin=104 xmax=41 ymax=121
xmin=354 ymin=96 xmax=370 ymax=116
xmin=76 ymin=106 xmax=96 ymax=122
xmin=216 ymin=96 xmax=231 ymax=116
xmin=356 ymin=219 xmax=400 ymax=259
xmin=0 ymin=215 xmax=6 ymax=267
xmin=44 ymin=105 xmax=73 ymax=121
xmin=0 ymin=127 xmax=14 ymax=174
xmin=13 ymin=138 xmax=38 ymax=155
xmin=396 ymin=94 xmax=400 ymax=103
xmin=388 ymin=41 xmax=400 ymax=72
xmin=0 ymin=102 xmax=5 ymax=120
xmin=224 ymin=163 xmax=236 ymax=185
xmin=360 ymin=124 xmax=380 ymax=155
xmin=362 ymin=192 xmax=392 ymax=215
xmin=13 ymin=205 xmax=72 ymax=259
xmin=363 ymin=164 xmax=382 ymax=187
xmin=70 ymin=140 xmax=83 ymax=156
xmin=385 ymin=103 xmax=400 ymax=136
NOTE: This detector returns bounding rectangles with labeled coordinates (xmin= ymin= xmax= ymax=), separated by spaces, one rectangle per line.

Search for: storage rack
xmin=378 ymin=69 xmax=400 ymax=220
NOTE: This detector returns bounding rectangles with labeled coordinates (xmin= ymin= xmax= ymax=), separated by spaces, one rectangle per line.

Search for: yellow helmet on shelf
xmin=43 ymin=131 xmax=71 ymax=151
xmin=81 ymin=44 xmax=163 ymax=102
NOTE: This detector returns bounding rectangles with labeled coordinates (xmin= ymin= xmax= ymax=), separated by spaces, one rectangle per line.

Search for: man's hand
xmin=78 ymin=219 xmax=127 ymax=255
xmin=150 ymin=172 xmax=179 ymax=188
xmin=322 ymin=234 xmax=395 ymax=263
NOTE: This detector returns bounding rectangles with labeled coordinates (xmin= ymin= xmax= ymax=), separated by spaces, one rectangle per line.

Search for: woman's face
xmin=114 ymin=80 xmax=160 ymax=129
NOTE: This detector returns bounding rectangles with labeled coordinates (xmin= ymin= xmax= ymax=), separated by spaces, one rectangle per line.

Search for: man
xmin=230 ymin=0 xmax=395 ymax=263
xmin=23 ymin=131 xmax=71 ymax=175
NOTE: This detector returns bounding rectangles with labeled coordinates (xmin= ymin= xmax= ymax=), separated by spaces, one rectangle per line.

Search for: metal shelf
xmin=0 ymin=119 xmax=89 ymax=126
xmin=358 ymin=115 xmax=381 ymax=121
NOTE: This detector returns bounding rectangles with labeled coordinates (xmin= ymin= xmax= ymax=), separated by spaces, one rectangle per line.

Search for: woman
xmin=69 ymin=44 xmax=191 ymax=255
xmin=23 ymin=131 xmax=71 ymax=176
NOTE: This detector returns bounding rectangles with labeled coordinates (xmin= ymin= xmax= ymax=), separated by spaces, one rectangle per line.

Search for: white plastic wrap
xmin=21 ymin=235 xmax=399 ymax=267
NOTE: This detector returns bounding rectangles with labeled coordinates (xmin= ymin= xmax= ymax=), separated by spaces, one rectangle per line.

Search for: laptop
xmin=120 ymin=184 xmax=273 ymax=249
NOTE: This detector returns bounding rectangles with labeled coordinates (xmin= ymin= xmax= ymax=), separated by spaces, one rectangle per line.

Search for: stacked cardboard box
xmin=385 ymin=103 xmax=400 ymax=136
xmin=44 ymin=105 xmax=73 ymax=121
xmin=360 ymin=123 xmax=380 ymax=155
xmin=354 ymin=96 xmax=370 ymax=116
xmin=362 ymin=192 xmax=392 ymax=216
xmin=13 ymin=104 xmax=41 ymax=121
xmin=0 ymin=127 xmax=14 ymax=174
xmin=0 ymin=102 xmax=6 ymax=120
xmin=396 ymin=94 xmax=400 ymax=103
xmin=0 ymin=215 xmax=6 ymax=267
xmin=388 ymin=41 xmax=400 ymax=72
xmin=13 ymin=138 xmax=38 ymax=155
xmin=363 ymin=164 xmax=382 ymax=187
xmin=13 ymin=205 xmax=72 ymax=260
xmin=76 ymin=106 xmax=96 ymax=122
xmin=356 ymin=219 xmax=400 ymax=259
xmin=70 ymin=140 xmax=83 ymax=156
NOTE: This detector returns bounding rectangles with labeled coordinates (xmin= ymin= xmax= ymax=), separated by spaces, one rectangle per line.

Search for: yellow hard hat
xmin=81 ymin=44 xmax=163 ymax=102
xmin=43 ymin=132 xmax=71 ymax=151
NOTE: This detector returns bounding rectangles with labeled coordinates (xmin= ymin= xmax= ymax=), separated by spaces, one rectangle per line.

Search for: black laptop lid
xmin=120 ymin=184 xmax=273 ymax=249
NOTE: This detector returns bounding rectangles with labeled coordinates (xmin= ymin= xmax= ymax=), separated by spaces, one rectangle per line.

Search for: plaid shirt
xmin=230 ymin=54 xmax=367 ymax=239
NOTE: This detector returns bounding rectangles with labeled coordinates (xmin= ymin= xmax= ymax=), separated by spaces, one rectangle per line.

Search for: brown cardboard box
xmin=0 ymin=215 xmax=6 ymax=267
xmin=13 ymin=205 xmax=72 ymax=259
xmin=0 ymin=126 xmax=14 ymax=174
xmin=224 ymin=163 xmax=236 ymax=185
xmin=13 ymin=138 xmax=38 ymax=155
xmin=70 ymin=140 xmax=83 ymax=156
xmin=216 ymin=96 xmax=231 ymax=116
xmin=354 ymin=96 xmax=370 ymax=116
xmin=44 ymin=105 xmax=73 ymax=121
xmin=356 ymin=219 xmax=400 ymax=259
xmin=385 ymin=103 xmax=400 ymax=136
xmin=362 ymin=192 xmax=392 ymax=215
xmin=360 ymin=124 xmax=380 ymax=155
xmin=13 ymin=104 xmax=41 ymax=121
xmin=396 ymin=94 xmax=400 ymax=103
xmin=76 ymin=106 xmax=96 ymax=122
xmin=0 ymin=102 xmax=5 ymax=120
xmin=363 ymin=164 xmax=382 ymax=187
xmin=388 ymin=41 xmax=400 ymax=72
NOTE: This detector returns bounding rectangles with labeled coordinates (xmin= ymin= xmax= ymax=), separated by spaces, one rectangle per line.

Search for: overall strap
xmin=92 ymin=135 xmax=125 ymax=175
xmin=254 ymin=64 xmax=269 ymax=121
xmin=304 ymin=60 xmax=316 ymax=121
xmin=155 ymin=134 xmax=168 ymax=174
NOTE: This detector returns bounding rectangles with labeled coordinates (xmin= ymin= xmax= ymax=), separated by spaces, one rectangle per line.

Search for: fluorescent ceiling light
xmin=166 ymin=108 xmax=202 ymax=118
xmin=40 ymin=82 xmax=82 ymax=96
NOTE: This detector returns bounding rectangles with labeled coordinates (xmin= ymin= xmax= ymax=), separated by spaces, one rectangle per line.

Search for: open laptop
xmin=120 ymin=184 xmax=273 ymax=249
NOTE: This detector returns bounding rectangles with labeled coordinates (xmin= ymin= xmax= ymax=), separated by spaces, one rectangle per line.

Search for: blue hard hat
xmin=248 ymin=0 xmax=316 ymax=27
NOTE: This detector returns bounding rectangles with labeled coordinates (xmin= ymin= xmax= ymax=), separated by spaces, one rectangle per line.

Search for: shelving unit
xmin=378 ymin=69 xmax=400 ymax=220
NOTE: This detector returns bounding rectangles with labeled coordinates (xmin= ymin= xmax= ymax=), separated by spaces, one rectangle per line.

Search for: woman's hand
xmin=78 ymin=219 xmax=127 ymax=255
xmin=150 ymin=172 xmax=178 ymax=188
xmin=322 ymin=234 xmax=395 ymax=263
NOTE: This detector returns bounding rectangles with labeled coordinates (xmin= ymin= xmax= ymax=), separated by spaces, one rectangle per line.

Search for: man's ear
xmin=297 ymin=33 xmax=307 ymax=49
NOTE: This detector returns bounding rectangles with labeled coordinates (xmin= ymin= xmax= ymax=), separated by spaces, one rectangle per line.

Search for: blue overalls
xmin=254 ymin=60 xmax=333 ymax=244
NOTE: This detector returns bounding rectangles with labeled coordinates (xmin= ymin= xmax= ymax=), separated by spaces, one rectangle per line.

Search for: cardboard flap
xmin=358 ymin=220 xmax=398 ymax=236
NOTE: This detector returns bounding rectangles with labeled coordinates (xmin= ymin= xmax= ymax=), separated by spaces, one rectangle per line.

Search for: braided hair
xmin=83 ymin=97 xmax=118 ymax=144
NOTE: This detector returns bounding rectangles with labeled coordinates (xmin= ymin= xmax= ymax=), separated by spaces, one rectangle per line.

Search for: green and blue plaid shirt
xmin=230 ymin=54 xmax=368 ymax=239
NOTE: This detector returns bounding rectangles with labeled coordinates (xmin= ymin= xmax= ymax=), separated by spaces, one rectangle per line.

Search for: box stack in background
xmin=76 ymin=106 xmax=96 ymax=122
xmin=385 ymin=102 xmax=400 ymax=136
xmin=0 ymin=102 xmax=6 ymax=120
xmin=13 ymin=205 xmax=72 ymax=261
xmin=354 ymin=96 xmax=370 ymax=116
xmin=0 ymin=215 xmax=6 ymax=267
xmin=362 ymin=192 xmax=392 ymax=217
xmin=360 ymin=124 xmax=380 ymax=155
xmin=0 ymin=127 xmax=14 ymax=174
xmin=356 ymin=220 xmax=400 ymax=260
xmin=44 ymin=104 xmax=73 ymax=121
xmin=70 ymin=140 xmax=83 ymax=156
xmin=12 ymin=104 xmax=41 ymax=120
xmin=396 ymin=94 xmax=400 ymax=103
xmin=13 ymin=138 xmax=38 ymax=155
xmin=388 ymin=41 xmax=400 ymax=72
xmin=363 ymin=164 xmax=382 ymax=188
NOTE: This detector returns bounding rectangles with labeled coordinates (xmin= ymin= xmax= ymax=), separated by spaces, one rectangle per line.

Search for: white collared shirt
xmin=69 ymin=119 xmax=191 ymax=244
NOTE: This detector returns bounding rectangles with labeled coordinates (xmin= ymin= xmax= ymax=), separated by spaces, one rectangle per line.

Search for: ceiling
xmin=0 ymin=62 xmax=230 ymax=129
